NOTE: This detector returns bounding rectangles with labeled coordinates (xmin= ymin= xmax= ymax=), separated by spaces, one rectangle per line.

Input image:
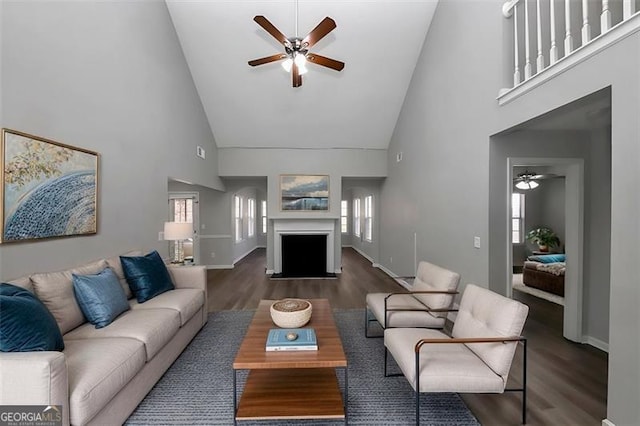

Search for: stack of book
xmin=265 ymin=328 xmax=318 ymax=351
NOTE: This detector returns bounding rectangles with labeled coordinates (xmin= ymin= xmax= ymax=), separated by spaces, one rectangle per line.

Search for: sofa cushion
xmin=412 ymin=261 xmax=460 ymax=318
xmin=6 ymin=276 xmax=33 ymax=293
xmin=452 ymin=284 xmax=529 ymax=379
xmin=120 ymin=251 xmax=174 ymax=303
xmin=72 ymin=268 xmax=130 ymax=329
xmin=64 ymin=337 xmax=146 ymax=425
xmin=129 ymin=288 xmax=204 ymax=326
xmin=366 ymin=292 xmax=444 ymax=329
xmin=64 ymin=308 xmax=180 ymax=361
xmin=105 ymin=250 xmax=142 ymax=299
xmin=385 ymin=328 xmax=504 ymax=393
xmin=0 ymin=283 xmax=64 ymax=352
xmin=31 ymin=259 xmax=107 ymax=334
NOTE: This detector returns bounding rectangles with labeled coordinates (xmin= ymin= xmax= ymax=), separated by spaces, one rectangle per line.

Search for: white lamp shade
xmin=164 ymin=222 xmax=192 ymax=240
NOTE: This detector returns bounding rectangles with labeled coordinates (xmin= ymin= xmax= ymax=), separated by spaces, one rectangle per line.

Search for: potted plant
xmin=525 ymin=227 xmax=560 ymax=252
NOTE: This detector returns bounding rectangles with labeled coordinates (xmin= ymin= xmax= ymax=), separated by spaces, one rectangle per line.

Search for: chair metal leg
xmin=505 ymin=338 xmax=527 ymax=424
xmin=384 ymin=347 xmax=388 ymax=377
xmin=415 ymin=352 xmax=420 ymax=426
xmin=364 ymin=308 xmax=370 ymax=337
xmin=522 ymin=338 xmax=527 ymax=424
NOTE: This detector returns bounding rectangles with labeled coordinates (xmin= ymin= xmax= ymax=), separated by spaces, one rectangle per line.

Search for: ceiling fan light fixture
xmin=294 ymin=51 xmax=307 ymax=67
xmin=515 ymin=180 xmax=539 ymax=190
xmin=281 ymin=58 xmax=293 ymax=72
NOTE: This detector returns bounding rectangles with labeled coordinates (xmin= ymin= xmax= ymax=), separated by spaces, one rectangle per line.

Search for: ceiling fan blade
xmin=306 ymin=53 xmax=344 ymax=71
xmin=248 ymin=53 xmax=287 ymax=67
xmin=253 ymin=15 xmax=288 ymax=45
xmin=292 ymin=62 xmax=302 ymax=87
xmin=302 ymin=17 xmax=336 ymax=49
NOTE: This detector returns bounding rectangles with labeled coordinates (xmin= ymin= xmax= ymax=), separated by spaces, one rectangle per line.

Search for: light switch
xmin=473 ymin=236 xmax=481 ymax=249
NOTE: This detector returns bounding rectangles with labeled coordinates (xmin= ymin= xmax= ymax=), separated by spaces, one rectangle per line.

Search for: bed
xmin=522 ymin=254 xmax=565 ymax=297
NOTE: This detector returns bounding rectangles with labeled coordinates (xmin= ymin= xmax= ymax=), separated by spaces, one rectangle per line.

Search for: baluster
xmin=601 ymin=0 xmax=611 ymax=33
xmin=565 ymin=0 xmax=574 ymax=54
xmin=582 ymin=0 xmax=591 ymax=43
xmin=536 ymin=0 xmax=544 ymax=72
xmin=550 ymin=0 xmax=558 ymax=63
xmin=514 ymin=4 xmax=521 ymax=86
xmin=623 ymin=0 xmax=636 ymax=19
xmin=524 ymin=0 xmax=532 ymax=79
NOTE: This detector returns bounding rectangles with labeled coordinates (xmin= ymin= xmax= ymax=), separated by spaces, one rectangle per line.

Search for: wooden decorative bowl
xmin=270 ymin=299 xmax=312 ymax=328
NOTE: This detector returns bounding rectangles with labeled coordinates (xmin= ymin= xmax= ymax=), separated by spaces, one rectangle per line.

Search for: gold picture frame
xmin=1 ymin=128 xmax=99 ymax=243
xmin=280 ymin=174 xmax=329 ymax=211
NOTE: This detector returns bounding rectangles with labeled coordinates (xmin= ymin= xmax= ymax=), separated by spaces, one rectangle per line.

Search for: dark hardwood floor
xmin=206 ymin=247 xmax=608 ymax=425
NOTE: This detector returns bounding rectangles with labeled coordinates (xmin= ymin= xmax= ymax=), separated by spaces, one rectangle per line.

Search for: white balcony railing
xmin=500 ymin=0 xmax=640 ymax=104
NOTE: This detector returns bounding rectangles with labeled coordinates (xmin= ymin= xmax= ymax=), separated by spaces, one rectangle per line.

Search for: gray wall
xmin=0 ymin=1 xmax=223 ymax=280
xmin=381 ymin=1 xmax=500 ymax=284
xmin=384 ymin=1 xmax=635 ymax=423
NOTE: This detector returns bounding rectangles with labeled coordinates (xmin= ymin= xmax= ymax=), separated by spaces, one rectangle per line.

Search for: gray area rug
xmin=126 ymin=310 xmax=479 ymax=425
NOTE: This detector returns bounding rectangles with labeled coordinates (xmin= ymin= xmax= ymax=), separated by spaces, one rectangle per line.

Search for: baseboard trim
xmin=205 ymin=264 xmax=234 ymax=270
xmin=583 ymin=335 xmax=609 ymax=353
xmin=233 ymin=247 xmax=258 ymax=265
xmin=602 ymin=419 xmax=615 ymax=426
xmin=352 ymin=246 xmax=374 ymax=264
xmin=373 ymin=263 xmax=412 ymax=291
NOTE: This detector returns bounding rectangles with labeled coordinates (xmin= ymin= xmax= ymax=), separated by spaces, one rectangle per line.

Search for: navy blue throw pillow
xmin=73 ymin=268 xmax=130 ymax=329
xmin=120 ymin=250 xmax=174 ymax=303
xmin=0 ymin=283 xmax=64 ymax=352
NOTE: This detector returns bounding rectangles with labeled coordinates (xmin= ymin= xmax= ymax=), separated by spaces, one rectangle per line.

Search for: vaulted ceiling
xmin=166 ymin=1 xmax=438 ymax=150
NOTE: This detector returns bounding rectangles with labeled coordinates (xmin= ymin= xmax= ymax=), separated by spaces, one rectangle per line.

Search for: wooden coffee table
xmin=233 ymin=299 xmax=348 ymax=424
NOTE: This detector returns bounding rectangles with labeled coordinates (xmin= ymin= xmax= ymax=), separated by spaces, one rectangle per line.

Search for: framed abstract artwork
xmin=280 ymin=174 xmax=329 ymax=211
xmin=1 ymin=128 xmax=99 ymax=243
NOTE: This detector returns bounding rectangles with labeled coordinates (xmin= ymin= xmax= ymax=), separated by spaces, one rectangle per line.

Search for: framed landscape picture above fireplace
xmin=280 ymin=174 xmax=329 ymax=211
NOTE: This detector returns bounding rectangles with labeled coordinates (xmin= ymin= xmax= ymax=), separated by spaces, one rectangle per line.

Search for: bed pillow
xmin=0 ymin=283 xmax=64 ymax=352
xmin=528 ymin=254 xmax=565 ymax=263
xmin=120 ymin=250 xmax=174 ymax=303
xmin=72 ymin=267 xmax=130 ymax=329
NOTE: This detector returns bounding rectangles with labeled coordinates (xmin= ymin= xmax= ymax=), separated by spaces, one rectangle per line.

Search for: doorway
xmin=511 ymin=165 xmax=566 ymax=305
xmin=168 ymin=192 xmax=200 ymax=264
xmin=507 ymin=158 xmax=584 ymax=342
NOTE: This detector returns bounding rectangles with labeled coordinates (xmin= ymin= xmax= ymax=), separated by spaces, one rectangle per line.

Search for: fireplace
xmin=281 ymin=234 xmax=327 ymax=277
xmin=272 ymin=219 xmax=336 ymax=277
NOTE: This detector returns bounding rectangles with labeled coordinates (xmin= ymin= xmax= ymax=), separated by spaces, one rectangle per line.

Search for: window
xmin=248 ymin=198 xmax=255 ymax=238
xmin=234 ymin=195 xmax=243 ymax=242
xmin=364 ymin=195 xmax=373 ymax=242
xmin=261 ymin=200 xmax=267 ymax=234
xmin=512 ymin=193 xmax=525 ymax=243
xmin=341 ymin=200 xmax=348 ymax=234
xmin=353 ymin=198 xmax=361 ymax=237
xmin=172 ymin=198 xmax=193 ymax=223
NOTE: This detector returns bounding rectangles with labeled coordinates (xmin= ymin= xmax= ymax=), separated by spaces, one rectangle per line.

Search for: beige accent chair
xmin=365 ymin=261 xmax=460 ymax=337
xmin=384 ymin=284 xmax=529 ymax=425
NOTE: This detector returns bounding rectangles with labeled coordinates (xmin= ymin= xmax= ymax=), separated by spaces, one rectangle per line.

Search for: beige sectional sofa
xmin=0 ymin=252 xmax=208 ymax=426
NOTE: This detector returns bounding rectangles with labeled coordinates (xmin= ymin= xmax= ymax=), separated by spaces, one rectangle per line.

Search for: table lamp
xmin=164 ymin=222 xmax=193 ymax=264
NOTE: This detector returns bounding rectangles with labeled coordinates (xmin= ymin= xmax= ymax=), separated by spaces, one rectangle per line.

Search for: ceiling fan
xmin=514 ymin=170 xmax=561 ymax=190
xmin=248 ymin=14 xmax=345 ymax=88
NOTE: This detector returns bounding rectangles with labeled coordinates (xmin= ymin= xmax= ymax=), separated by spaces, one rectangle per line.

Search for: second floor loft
xmin=499 ymin=0 xmax=640 ymax=104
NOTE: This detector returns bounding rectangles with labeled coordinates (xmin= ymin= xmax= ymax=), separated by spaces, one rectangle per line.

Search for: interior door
xmin=168 ymin=192 xmax=200 ymax=264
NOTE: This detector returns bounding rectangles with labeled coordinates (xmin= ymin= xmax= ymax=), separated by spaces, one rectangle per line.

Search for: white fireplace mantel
xmin=273 ymin=219 xmax=335 ymax=274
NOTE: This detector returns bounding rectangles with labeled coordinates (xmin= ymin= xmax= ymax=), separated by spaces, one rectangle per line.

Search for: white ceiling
xmin=166 ymin=1 xmax=438 ymax=149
